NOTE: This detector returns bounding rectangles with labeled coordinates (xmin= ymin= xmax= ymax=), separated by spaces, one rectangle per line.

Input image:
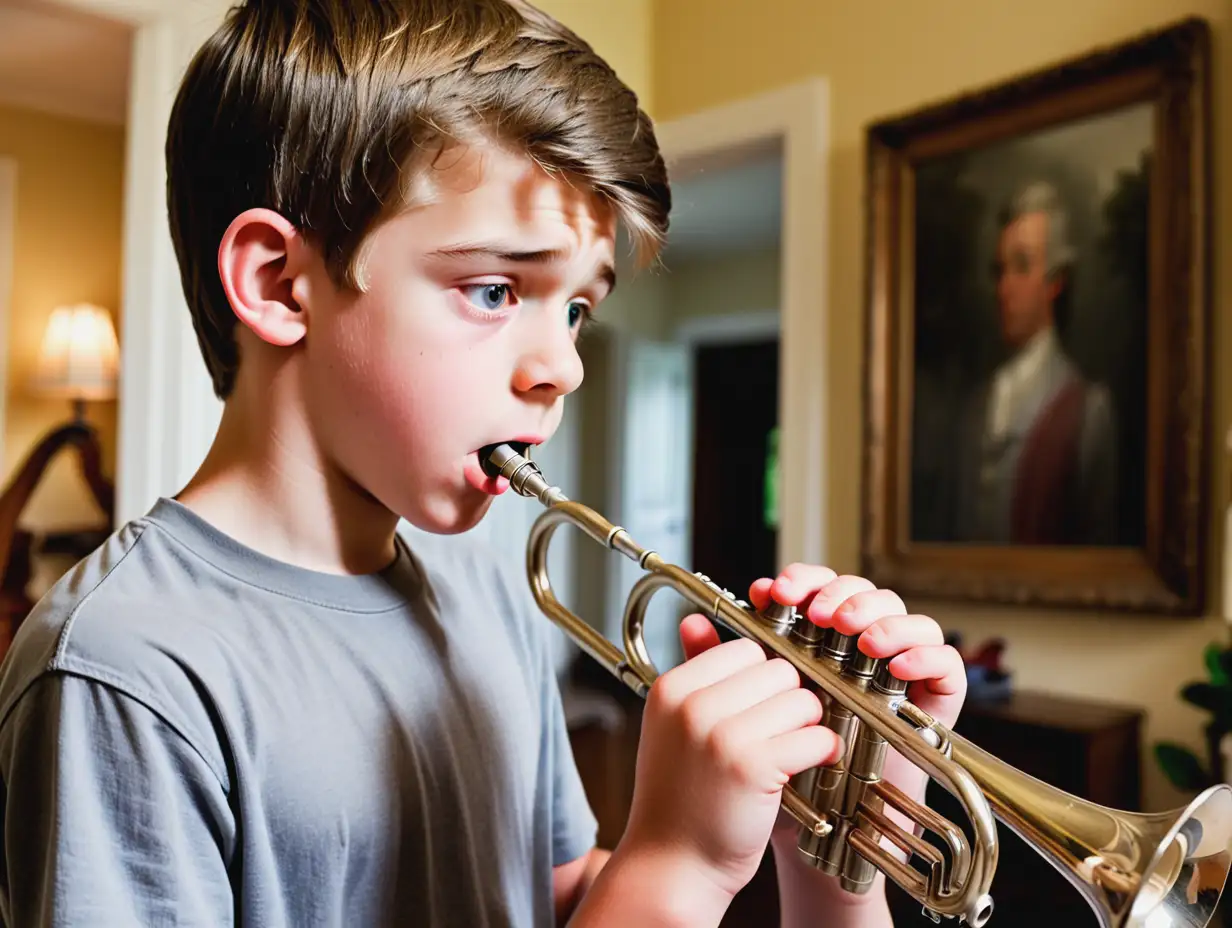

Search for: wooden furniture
xmin=0 ymin=422 xmax=113 ymax=657
xmin=887 ymin=689 xmax=1144 ymax=928
xmin=565 ymin=675 xmax=1148 ymax=928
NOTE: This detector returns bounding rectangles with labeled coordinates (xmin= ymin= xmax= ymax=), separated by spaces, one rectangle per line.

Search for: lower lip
xmin=464 ymin=455 xmax=510 ymax=496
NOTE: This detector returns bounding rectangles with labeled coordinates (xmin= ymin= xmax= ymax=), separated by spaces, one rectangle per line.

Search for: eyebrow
xmin=426 ymin=243 xmax=617 ymax=296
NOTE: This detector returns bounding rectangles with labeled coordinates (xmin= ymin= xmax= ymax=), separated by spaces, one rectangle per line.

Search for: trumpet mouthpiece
xmin=480 ymin=443 xmax=525 ymax=479
xmin=480 ymin=444 xmax=565 ymax=505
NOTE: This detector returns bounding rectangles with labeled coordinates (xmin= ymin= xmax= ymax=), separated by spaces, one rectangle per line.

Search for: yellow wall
xmin=668 ymin=247 xmax=780 ymax=329
xmin=0 ymin=105 xmax=124 ymax=534
xmin=535 ymin=0 xmax=654 ymax=114
xmin=652 ymin=0 xmax=1230 ymax=813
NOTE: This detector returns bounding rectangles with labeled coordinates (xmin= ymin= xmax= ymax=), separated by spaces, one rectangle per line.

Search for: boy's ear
xmin=217 ymin=208 xmax=308 ymax=347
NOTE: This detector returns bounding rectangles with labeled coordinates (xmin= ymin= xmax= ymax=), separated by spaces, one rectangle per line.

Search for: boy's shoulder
xmin=0 ymin=510 xmax=232 ymax=765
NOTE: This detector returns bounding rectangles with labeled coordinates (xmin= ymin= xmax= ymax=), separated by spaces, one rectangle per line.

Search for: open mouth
xmin=477 ymin=441 xmax=532 ymax=479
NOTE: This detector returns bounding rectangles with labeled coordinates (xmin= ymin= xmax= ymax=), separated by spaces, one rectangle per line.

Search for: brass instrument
xmin=483 ymin=444 xmax=1232 ymax=927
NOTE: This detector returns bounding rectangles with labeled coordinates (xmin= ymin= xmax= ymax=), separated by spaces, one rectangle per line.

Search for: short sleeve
xmin=538 ymin=635 xmax=599 ymax=866
xmin=0 ymin=673 xmax=235 ymax=927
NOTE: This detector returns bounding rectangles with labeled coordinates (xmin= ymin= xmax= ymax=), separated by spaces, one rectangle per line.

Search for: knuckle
xmin=728 ymin=636 xmax=767 ymax=665
xmin=767 ymin=657 xmax=801 ymax=690
xmin=800 ymin=688 xmax=825 ymax=719
xmin=732 ymin=756 xmax=761 ymax=786
xmin=705 ymin=721 xmax=741 ymax=766
xmin=836 ymin=573 xmax=876 ymax=592
xmin=845 ymin=588 xmax=877 ymax=609
xmin=648 ymin=672 xmax=684 ymax=711
xmin=679 ymin=692 xmax=713 ymax=742
xmin=714 ymin=736 xmax=760 ymax=784
xmin=883 ymin=592 xmax=907 ymax=614
xmin=870 ymin=613 xmax=900 ymax=634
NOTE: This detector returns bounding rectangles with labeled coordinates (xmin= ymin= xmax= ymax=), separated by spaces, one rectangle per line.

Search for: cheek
xmin=306 ymin=288 xmax=493 ymax=453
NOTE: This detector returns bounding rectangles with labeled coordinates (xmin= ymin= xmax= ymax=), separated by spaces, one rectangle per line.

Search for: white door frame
xmin=60 ymin=0 xmax=229 ymax=524
xmin=0 ymin=158 xmax=16 ymax=465
xmin=654 ymin=79 xmax=830 ymax=570
xmin=673 ymin=309 xmax=781 ymax=347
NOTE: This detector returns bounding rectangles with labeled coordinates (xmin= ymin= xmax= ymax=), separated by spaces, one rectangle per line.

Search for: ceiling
xmin=0 ymin=0 xmax=132 ymax=126
xmin=662 ymin=152 xmax=783 ymax=262
xmin=0 ymin=0 xmax=782 ymax=259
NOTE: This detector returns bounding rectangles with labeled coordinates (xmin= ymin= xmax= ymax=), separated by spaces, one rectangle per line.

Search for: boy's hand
xmin=751 ymin=563 xmax=967 ymax=807
xmin=616 ymin=618 xmax=844 ymax=909
xmin=745 ymin=564 xmax=967 ymax=923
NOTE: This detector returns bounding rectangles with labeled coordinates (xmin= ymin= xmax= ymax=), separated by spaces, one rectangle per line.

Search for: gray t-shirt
xmin=0 ymin=497 xmax=597 ymax=927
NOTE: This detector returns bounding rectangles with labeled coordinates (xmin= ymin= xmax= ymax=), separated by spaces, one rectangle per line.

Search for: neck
xmin=175 ymin=370 xmax=399 ymax=576
xmin=1007 ymin=322 xmax=1054 ymax=362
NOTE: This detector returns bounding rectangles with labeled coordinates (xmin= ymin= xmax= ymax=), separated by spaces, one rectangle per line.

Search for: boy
xmin=0 ymin=1 xmax=967 ymax=926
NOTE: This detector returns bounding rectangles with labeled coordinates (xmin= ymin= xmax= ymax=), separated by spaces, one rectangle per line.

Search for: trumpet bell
xmin=1116 ymin=784 xmax=1232 ymax=928
xmin=954 ymin=719 xmax=1232 ymax=928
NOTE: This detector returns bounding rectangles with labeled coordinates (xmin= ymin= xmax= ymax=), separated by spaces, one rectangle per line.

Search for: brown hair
xmin=166 ymin=0 xmax=671 ymax=399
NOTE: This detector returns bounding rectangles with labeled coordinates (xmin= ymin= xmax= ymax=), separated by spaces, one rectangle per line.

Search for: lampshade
xmin=32 ymin=303 xmax=120 ymax=401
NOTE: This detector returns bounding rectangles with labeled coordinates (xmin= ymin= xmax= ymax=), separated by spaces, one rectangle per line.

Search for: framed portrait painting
xmin=861 ymin=18 xmax=1211 ymax=614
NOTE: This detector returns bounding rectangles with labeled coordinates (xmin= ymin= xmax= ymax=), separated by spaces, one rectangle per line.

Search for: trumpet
xmin=483 ymin=444 xmax=1232 ymax=927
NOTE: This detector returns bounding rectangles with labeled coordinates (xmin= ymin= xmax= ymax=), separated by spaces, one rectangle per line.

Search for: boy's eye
xmin=567 ymin=301 xmax=588 ymax=329
xmin=463 ymin=283 xmax=511 ymax=312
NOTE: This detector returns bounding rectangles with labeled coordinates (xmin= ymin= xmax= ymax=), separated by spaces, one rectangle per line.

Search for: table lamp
xmin=30 ymin=303 xmax=120 ymax=422
xmin=0 ymin=303 xmax=120 ymax=651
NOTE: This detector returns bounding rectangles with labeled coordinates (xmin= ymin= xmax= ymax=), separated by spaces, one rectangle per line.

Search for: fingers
xmin=765 ymin=725 xmax=844 ymax=779
xmin=810 ymin=584 xmax=901 ymax=632
xmin=748 ymin=563 xmax=839 ymax=612
xmin=893 ymin=643 xmax=967 ymax=728
xmin=748 ymin=577 xmax=775 ymax=611
xmin=857 ymin=614 xmax=945 ymax=657
xmin=689 ymin=655 xmax=803 ymax=719
xmin=687 ymin=661 xmax=814 ymax=737
xmin=708 ymin=691 xmax=839 ymax=787
xmin=651 ymin=636 xmax=766 ymax=709
xmin=890 ymin=644 xmax=967 ymax=697
xmin=716 ymin=687 xmax=824 ymax=744
xmin=680 ymin=613 xmax=723 ymax=661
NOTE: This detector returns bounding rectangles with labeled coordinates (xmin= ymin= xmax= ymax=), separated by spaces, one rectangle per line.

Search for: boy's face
xmin=295 ymin=143 xmax=616 ymax=534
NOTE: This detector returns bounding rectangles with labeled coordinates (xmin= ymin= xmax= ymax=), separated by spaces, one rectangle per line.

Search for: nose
xmin=512 ymin=319 xmax=584 ymax=400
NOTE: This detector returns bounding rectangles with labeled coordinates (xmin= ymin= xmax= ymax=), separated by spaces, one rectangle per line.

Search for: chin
xmin=401 ymin=491 xmax=495 ymax=536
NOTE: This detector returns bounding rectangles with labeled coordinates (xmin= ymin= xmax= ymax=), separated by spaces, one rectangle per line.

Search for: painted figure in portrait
xmin=908 ymin=104 xmax=1151 ymax=548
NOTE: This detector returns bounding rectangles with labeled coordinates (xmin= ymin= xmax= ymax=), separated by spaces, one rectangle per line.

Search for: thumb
xmin=679 ymin=613 xmax=723 ymax=661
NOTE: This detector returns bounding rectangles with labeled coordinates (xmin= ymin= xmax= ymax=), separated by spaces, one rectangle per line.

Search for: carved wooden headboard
xmin=0 ymin=422 xmax=114 ymax=657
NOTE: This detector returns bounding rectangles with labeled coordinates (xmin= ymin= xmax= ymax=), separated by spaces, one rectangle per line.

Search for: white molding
xmin=0 ymin=86 xmax=127 ymax=128
xmin=654 ymin=78 xmax=830 ymax=569
xmin=673 ymin=310 xmax=780 ymax=346
xmin=111 ymin=3 xmax=225 ymax=524
xmin=0 ymin=158 xmax=15 ymax=466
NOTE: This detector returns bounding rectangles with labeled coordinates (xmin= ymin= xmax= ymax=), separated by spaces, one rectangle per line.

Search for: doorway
xmin=556 ymin=77 xmax=830 ymax=927
xmin=690 ymin=337 xmax=780 ymax=604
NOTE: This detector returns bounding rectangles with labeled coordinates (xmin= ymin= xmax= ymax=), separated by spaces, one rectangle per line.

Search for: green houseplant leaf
xmin=1154 ymin=743 xmax=1212 ymax=791
xmin=1180 ymin=682 xmax=1232 ymax=727
xmin=1219 ymin=647 xmax=1232 ymax=687
xmin=1206 ymin=643 xmax=1230 ymax=686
